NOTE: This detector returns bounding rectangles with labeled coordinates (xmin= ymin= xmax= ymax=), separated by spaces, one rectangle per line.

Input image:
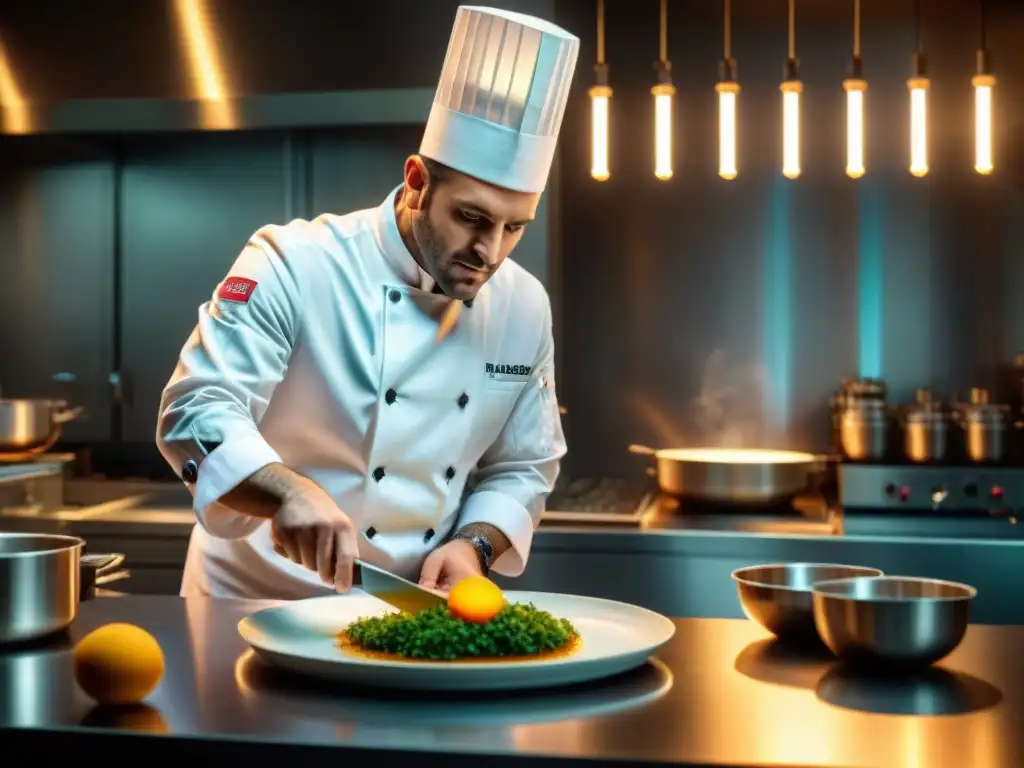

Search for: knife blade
xmin=357 ymin=559 xmax=448 ymax=614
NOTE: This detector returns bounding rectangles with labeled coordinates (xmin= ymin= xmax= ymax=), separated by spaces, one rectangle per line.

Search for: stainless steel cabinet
xmin=308 ymin=125 xmax=421 ymax=218
xmin=0 ymin=139 xmax=116 ymax=441
xmin=118 ymin=132 xmax=293 ymax=442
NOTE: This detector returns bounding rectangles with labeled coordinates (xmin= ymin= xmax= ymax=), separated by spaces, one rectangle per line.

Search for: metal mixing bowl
xmin=812 ymin=576 xmax=976 ymax=669
xmin=732 ymin=563 xmax=884 ymax=644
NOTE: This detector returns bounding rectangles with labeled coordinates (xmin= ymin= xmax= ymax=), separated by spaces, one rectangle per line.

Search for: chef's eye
xmin=506 ymin=223 xmax=525 ymax=234
xmin=460 ymin=210 xmax=483 ymax=223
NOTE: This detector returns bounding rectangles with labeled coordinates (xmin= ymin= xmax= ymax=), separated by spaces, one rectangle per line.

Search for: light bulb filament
xmin=908 ymin=76 xmax=929 ymax=178
xmin=973 ymin=73 xmax=995 ymax=175
xmin=844 ymin=79 xmax=867 ymax=179
xmin=589 ymin=85 xmax=612 ymax=182
xmin=652 ymin=82 xmax=675 ymax=181
xmin=780 ymin=80 xmax=802 ymax=179
xmin=716 ymin=81 xmax=739 ymax=180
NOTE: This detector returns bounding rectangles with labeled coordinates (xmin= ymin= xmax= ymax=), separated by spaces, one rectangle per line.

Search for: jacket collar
xmin=375 ymin=185 xmax=437 ymax=293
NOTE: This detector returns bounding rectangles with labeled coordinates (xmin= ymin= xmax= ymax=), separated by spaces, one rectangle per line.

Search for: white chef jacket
xmin=156 ymin=185 xmax=566 ymax=599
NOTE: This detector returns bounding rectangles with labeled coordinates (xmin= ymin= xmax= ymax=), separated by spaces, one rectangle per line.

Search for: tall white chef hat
xmin=419 ymin=6 xmax=580 ymax=194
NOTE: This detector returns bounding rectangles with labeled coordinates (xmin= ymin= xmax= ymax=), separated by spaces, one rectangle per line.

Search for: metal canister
xmin=840 ymin=399 xmax=889 ymax=461
xmin=904 ymin=407 xmax=948 ymax=463
xmin=831 ymin=378 xmax=887 ymax=452
xmin=963 ymin=404 xmax=1009 ymax=463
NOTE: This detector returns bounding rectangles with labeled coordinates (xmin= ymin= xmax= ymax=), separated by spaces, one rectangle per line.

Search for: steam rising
xmin=690 ymin=349 xmax=767 ymax=448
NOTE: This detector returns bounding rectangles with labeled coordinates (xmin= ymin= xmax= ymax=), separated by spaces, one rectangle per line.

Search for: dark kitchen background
xmin=0 ymin=0 xmax=1022 ymax=483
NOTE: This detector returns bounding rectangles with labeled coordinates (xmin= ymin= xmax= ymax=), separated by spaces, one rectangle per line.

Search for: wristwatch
xmin=452 ymin=531 xmax=494 ymax=573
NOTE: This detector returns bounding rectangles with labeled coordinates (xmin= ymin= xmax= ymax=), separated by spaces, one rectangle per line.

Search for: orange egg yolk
xmin=447 ymin=575 xmax=505 ymax=623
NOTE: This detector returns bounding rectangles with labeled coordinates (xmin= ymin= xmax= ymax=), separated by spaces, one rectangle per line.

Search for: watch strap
xmin=453 ymin=531 xmax=494 ymax=572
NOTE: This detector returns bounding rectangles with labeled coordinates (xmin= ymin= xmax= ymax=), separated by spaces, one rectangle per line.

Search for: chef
xmin=155 ymin=6 xmax=580 ymax=599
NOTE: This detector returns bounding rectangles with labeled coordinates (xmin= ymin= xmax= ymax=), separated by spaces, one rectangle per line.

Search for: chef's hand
xmin=270 ymin=483 xmax=359 ymax=592
xmin=419 ymin=540 xmax=484 ymax=591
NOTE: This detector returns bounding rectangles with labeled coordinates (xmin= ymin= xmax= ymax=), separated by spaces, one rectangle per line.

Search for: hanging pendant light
xmin=907 ymin=0 xmax=929 ymax=178
xmin=716 ymin=0 xmax=739 ymax=180
xmin=972 ymin=0 xmax=994 ymax=175
xmin=843 ymin=0 xmax=866 ymax=179
xmin=651 ymin=0 xmax=676 ymax=180
xmin=780 ymin=0 xmax=802 ymax=179
xmin=589 ymin=0 xmax=612 ymax=182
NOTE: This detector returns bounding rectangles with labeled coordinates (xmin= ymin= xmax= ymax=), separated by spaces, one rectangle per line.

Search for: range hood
xmin=0 ymin=0 xmax=554 ymax=134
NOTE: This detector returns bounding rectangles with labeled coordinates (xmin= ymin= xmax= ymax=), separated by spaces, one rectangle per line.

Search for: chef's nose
xmin=473 ymin=231 xmax=502 ymax=268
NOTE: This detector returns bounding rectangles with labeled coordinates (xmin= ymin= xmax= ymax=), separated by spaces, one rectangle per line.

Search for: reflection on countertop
xmin=1 ymin=595 xmax=1022 ymax=767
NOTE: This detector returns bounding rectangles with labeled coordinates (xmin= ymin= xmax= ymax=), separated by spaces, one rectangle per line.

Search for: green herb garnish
xmin=343 ymin=602 xmax=579 ymax=661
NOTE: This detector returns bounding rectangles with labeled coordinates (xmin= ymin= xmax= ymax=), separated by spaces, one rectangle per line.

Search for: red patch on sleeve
xmin=218 ymin=277 xmax=257 ymax=303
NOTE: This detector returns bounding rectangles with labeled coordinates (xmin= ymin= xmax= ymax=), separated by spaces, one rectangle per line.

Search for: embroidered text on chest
xmin=486 ymin=362 xmax=532 ymax=377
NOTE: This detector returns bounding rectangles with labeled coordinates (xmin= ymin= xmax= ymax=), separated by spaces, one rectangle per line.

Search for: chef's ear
xmin=403 ymin=155 xmax=429 ymax=211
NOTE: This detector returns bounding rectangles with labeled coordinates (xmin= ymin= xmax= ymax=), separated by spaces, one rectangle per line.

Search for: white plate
xmin=237 ymin=591 xmax=676 ymax=692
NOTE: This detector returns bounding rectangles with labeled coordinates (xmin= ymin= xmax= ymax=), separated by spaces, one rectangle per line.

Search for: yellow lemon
xmin=73 ymin=623 xmax=165 ymax=705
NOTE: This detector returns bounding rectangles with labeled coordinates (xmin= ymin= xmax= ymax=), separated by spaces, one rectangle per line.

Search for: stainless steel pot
xmin=0 ymin=533 xmax=85 ymax=645
xmin=0 ymin=399 xmax=83 ymax=453
xmin=628 ymin=445 xmax=823 ymax=504
xmin=904 ymin=408 xmax=948 ymax=463
xmin=961 ymin=404 xmax=1009 ymax=463
xmin=840 ymin=400 xmax=888 ymax=461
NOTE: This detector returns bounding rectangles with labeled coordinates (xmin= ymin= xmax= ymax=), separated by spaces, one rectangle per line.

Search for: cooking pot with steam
xmin=628 ymin=445 xmax=824 ymax=504
xmin=0 ymin=399 xmax=83 ymax=453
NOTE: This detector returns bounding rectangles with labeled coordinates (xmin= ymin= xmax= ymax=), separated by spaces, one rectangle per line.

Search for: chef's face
xmin=405 ymin=157 xmax=539 ymax=301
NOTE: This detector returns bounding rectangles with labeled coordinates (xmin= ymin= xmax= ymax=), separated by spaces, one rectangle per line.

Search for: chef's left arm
xmin=454 ymin=298 xmax=567 ymax=578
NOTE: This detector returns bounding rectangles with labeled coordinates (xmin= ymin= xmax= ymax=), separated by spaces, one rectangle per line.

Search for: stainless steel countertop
xmin=1 ymin=595 xmax=1022 ymax=767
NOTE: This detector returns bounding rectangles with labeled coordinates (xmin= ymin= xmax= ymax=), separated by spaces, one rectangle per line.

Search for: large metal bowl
xmin=812 ymin=576 xmax=976 ymax=669
xmin=732 ymin=563 xmax=884 ymax=644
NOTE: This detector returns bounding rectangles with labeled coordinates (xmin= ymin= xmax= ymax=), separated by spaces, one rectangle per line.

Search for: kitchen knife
xmin=357 ymin=559 xmax=448 ymax=614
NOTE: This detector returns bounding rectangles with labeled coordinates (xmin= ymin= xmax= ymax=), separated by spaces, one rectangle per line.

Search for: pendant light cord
xmin=659 ymin=0 xmax=668 ymax=63
xmin=724 ymin=0 xmax=732 ymax=60
xmin=915 ymin=0 xmax=923 ymax=55
xmin=853 ymin=0 xmax=861 ymax=59
xmin=788 ymin=0 xmax=796 ymax=60
xmin=980 ymin=0 xmax=987 ymax=50
xmin=597 ymin=0 xmax=605 ymax=65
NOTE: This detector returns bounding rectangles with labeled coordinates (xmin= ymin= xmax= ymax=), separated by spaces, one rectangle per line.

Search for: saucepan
xmin=0 ymin=533 xmax=125 ymax=645
xmin=0 ymin=399 xmax=84 ymax=454
xmin=628 ymin=444 xmax=826 ymax=504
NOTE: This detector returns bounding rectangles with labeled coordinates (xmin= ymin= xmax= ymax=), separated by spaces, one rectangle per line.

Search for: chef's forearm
xmin=457 ymin=522 xmax=513 ymax=559
xmin=218 ymin=462 xmax=313 ymax=519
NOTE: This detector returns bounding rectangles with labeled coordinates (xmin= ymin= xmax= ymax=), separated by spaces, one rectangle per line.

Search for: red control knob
xmin=899 ymin=486 xmax=911 ymax=502
xmin=991 ymin=486 xmax=1005 ymax=501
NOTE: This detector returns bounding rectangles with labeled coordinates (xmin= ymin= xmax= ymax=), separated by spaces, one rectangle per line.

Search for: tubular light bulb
xmin=780 ymin=80 xmax=802 ymax=179
xmin=908 ymin=77 xmax=929 ymax=177
xmin=589 ymin=85 xmax=611 ymax=182
xmin=973 ymin=74 xmax=995 ymax=175
xmin=716 ymin=81 xmax=739 ymax=180
xmin=652 ymin=83 xmax=675 ymax=180
xmin=844 ymin=79 xmax=867 ymax=179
